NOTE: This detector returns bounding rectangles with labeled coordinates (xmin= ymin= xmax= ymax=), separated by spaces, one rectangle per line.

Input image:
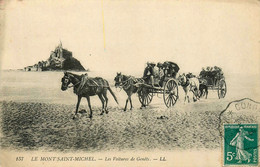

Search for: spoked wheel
xmin=163 ymin=79 xmax=178 ymax=108
xmin=218 ymin=79 xmax=227 ymax=99
xmin=138 ymin=87 xmax=153 ymax=106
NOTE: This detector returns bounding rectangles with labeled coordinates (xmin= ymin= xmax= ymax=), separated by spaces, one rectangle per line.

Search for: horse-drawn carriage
xmin=138 ymin=61 xmax=180 ymax=108
xmin=198 ymin=66 xmax=227 ymax=99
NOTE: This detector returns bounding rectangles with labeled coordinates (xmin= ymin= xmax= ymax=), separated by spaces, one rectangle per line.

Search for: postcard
xmin=0 ymin=0 xmax=259 ymax=166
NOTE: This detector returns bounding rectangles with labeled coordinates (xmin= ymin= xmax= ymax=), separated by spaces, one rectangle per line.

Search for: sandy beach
xmin=0 ymin=71 xmax=259 ymax=152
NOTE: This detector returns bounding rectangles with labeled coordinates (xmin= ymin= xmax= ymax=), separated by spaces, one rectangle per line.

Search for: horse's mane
xmin=121 ymin=74 xmax=138 ymax=81
xmin=122 ymin=74 xmax=130 ymax=81
xmin=66 ymin=72 xmax=82 ymax=79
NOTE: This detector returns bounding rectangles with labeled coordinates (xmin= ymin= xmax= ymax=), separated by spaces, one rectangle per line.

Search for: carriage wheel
xmin=163 ymin=79 xmax=178 ymax=108
xmin=218 ymin=79 xmax=227 ymax=99
xmin=138 ymin=87 xmax=153 ymax=106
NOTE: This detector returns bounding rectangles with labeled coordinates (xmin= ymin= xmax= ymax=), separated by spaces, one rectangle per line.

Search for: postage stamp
xmin=224 ymin=124 xmax=258 ymax=165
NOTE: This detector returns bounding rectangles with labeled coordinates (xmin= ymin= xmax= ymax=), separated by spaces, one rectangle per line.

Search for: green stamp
xmin=224 ymin=124 xmax=258 ymax=165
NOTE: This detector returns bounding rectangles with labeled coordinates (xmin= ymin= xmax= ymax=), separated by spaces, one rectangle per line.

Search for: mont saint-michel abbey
xmin=24 ymin=42 xmax=85 ymax=71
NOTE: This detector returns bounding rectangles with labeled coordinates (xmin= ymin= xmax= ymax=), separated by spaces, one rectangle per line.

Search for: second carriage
xmin=198 ymin=66 xmax=227 ymax=99
xmin=138 ymin=61 xmax=180 ymax=108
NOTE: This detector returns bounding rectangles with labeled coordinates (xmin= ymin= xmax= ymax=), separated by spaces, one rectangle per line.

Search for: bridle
xmin=68 ymin=81 xmax=81 ymax=88
xmin=116 ymin=76 xmax=134 ymax=90
xmin=179 ymin=75 xmax=189 ymax=87
xmin=62 ymin=76 xmax=81 ymax=89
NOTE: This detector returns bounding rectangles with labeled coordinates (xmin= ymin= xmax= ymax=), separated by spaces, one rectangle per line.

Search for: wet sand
xmin=0 ymin=71 xmax=259 ymax=152
xmin=0 ymin=100 xmax=224 ymax=152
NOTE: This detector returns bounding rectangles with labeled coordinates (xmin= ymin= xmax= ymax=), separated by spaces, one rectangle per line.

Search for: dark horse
xmin=114 ymin=72 xmax=144 ymax=111
xmin=61 ymin=72 xmax=118 ymax=119
xmin=199 ymin=83 xmax=208 ymax=99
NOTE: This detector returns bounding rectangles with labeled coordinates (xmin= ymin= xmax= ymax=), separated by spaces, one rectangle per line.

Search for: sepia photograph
xmin=0 ymin=0 xmax=260 ymax=166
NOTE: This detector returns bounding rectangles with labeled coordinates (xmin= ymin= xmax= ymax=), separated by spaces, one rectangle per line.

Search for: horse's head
xmin=61 ymin=72 xmax=71 ymax=91
xmin=177 ymin=73 xmax=187 ymax=86
xmin=114 ymin=72 xmax=123 ymax=88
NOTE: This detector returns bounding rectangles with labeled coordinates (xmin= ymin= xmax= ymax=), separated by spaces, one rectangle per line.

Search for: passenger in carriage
xmin=157 ymin=62 xmax=165 ymax=87
xmin=162 ymin=62 xmax=178 ymax=78
xmin=155 ymin=63 xmax=164 ymax=78
xmin=143 ymin=62 xmax=156 ymax=86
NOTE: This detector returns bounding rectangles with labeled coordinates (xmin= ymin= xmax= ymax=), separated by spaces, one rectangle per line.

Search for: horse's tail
xmin=108 ymin=86 xmax=119 ymax=104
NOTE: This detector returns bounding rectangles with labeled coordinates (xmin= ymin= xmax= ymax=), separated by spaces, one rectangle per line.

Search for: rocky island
xmin=24 ymin=42 xmax=86 ymax=71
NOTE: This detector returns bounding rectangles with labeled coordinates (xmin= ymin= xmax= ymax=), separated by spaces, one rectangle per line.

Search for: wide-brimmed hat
xmin=157 ymin=62 xmax=163 ymax=67
xmin=150 ymin=62 xmax=156 ymax=66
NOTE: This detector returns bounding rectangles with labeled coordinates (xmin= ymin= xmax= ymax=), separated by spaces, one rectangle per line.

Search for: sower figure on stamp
xmin=230 ymin=126 xmax=254 ymax=163
xmin=143 ymin=62 xmax=155 ymax=87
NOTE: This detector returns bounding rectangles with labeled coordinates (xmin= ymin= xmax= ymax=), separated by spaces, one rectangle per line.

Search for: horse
xmin=61 ymin=72 xmax=118 ymax=119
xmin=114 ymin=72 xmax=145 ymax=111
xmin=198 ymin=78 xmax=209 ymax=99
xmin=199 ymin=83 xmax=208 ymax=99
xmin=178 ymin=74 xmax=200 ymax=103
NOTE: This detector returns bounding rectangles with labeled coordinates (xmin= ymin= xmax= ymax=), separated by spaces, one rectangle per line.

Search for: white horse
xmin=178 ymin=74 xmax=200 ymax=103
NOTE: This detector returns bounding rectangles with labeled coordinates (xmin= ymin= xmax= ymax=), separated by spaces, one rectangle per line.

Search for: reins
xmin=117 ymin=76 xmax=134 ymax=89
xmin=67 ymin=78 xmax=109 ymax=89
xmin=180 ymin=76 xmax=189 ymax=87
xmin=67 ymin=81 xmax=81 ymax=88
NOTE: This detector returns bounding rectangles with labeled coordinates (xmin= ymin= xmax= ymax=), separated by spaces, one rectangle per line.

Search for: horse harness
xmin=68 ymin=81 xmax=80 ymax=88
xmin=67 ymin=76 xmax=108 ymax=89
xmin=118 ymin=77 xmax=134 ymax=90
xmin=181 ymin=77 xmax=199 ymax=97
xmin=118 ymin=76 xmax=142 ymax=90
xmin=181 ymin=77 xmax=190 ymax=87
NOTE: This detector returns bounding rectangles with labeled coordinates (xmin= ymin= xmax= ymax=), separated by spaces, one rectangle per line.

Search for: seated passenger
xmin=143 ymin=62 xmax=155 ymax=86
xmin=157 ymin=62 xmax=165 ymax=87
xmin=162 ymin=61 xmax=180 ymax=78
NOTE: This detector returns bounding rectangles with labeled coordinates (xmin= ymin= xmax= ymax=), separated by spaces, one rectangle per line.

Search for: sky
xmin=1 ymin=0 xmax=260 ymax=76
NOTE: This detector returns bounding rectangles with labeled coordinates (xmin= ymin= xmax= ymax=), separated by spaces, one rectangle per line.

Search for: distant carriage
xmin=198 ymin=66 xmax=227 ymax=99
xmin=138 ymin=61 xmax=180 ymax=108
